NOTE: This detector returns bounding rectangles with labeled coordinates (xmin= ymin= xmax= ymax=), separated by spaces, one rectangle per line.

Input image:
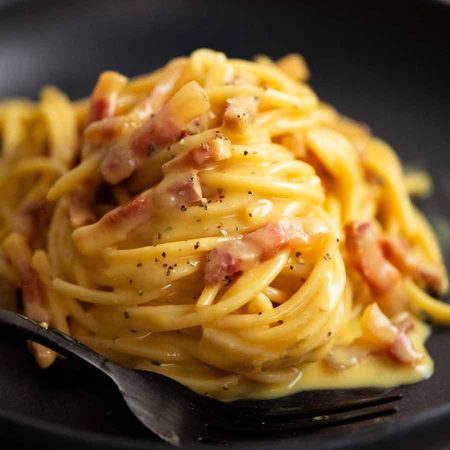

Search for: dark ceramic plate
xmin=0 ymin=0 xmax=449 ymax=449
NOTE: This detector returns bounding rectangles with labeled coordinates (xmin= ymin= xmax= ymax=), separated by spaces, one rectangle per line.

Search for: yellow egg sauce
xmin=251 ymin=319 xmax=433 ymax=400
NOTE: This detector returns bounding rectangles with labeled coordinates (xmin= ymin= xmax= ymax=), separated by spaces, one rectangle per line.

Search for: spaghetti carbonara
xmin=0 ymin=49 xmax=448 ymax=400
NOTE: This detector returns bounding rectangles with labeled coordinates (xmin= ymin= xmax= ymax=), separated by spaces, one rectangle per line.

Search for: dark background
xmin=0 ymin=1 xmax=449 ymax=449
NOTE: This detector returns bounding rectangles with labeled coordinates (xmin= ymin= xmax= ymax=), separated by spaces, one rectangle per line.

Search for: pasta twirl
xmin=0 ymin=49 xmax=448 ymax=400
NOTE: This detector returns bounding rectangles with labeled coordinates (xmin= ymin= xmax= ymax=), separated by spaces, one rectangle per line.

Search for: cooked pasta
xmin=0 ymin=49 xmax=448 ymax=400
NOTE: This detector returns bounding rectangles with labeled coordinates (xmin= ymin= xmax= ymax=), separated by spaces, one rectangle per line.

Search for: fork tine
xmin=227 ymin=393 xmax=402 ymax=418
xmin=208 ymin=404 xmax=399 ymax=435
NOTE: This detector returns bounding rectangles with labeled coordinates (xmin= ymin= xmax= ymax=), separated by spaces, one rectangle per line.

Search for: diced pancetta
xmin=359 ymin=303 xmax=421 ymax=365
xmin=2 ymin=232 xmax=54 ymax=368
xmin=73 ymin=170 xmax=203 ymax=253
xmin=360 ymin=302 xmax=398 ymax=349
xmin=100 ymin=81 xmax=210 ymax=184
xmin=222 ymin=96 xmax=259 ymax=133
xmin=154 ymin=170 xmax=203 ymax=209
xmin=20 ymin=260 xmax=56 ymax=368
xmin=84 ymin=116 xmax=127 ymax=144
xmin=204 ymin=218 xmax=328 ymax=285
xmin=162 ymin=137 xmax=231 ymax=174
xmin=389 ymin=332 xmax=422 ymax=364
xmin=381 ymin=236 xmax=447 ymax=294
xmin=98 ymin=169 xmax=203 ymax=239
xmin=86 ymin=71 xmax=128 ymax=125
xmin=102 ymin=190 xmax=154 ymax=240
xmin=345 ymin=221 xmax=401 ymax=296
xmin=84 ymin=63 xmax=183 ymax=147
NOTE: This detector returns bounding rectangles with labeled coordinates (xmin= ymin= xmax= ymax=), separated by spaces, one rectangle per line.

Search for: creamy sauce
xmin=251 ymin=320 xmax=433 ymax=400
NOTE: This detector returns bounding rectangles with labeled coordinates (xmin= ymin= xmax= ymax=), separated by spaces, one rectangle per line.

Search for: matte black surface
xmin=0 ymin=0 xmax=449 ymax=449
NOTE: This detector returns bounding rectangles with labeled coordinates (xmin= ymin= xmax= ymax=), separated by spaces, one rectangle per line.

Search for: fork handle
xmin=0 ymin=308 xmax=113 ymax=376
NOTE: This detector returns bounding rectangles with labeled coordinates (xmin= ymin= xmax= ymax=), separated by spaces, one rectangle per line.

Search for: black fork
xmin=0 ymin=309 xmax=401 ymax=446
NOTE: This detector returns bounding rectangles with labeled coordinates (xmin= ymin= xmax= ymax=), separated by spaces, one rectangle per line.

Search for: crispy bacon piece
xmin=69 ymin=179 xmax=98 ymax=228
xmin=222 ymin=96 xmax=259 ymax=134
xmin=162 ymin=137 xmax=231 ymax=174
xmin=86 ymin=71 xmax=128 ymax=125
xmin=381 ymin=236 xmax=447 ymax=294
xmin=154 ymin=170 xmax=203 ymax=209
xmin=204 ymin=218 xmax=328 ymax=285
xmin=100 ymin=81 xmax=210 ymax=184
xmin=345 ymin=221 xmax=401 ymax=296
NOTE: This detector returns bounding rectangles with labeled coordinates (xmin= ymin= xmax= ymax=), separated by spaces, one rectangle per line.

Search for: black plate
xmin=0 ymin=0 xmax=449 ymax=449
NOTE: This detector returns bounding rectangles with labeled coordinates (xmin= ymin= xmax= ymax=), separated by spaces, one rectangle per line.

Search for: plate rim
xmin=1 ymin=398 xmax=450 ymax=450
